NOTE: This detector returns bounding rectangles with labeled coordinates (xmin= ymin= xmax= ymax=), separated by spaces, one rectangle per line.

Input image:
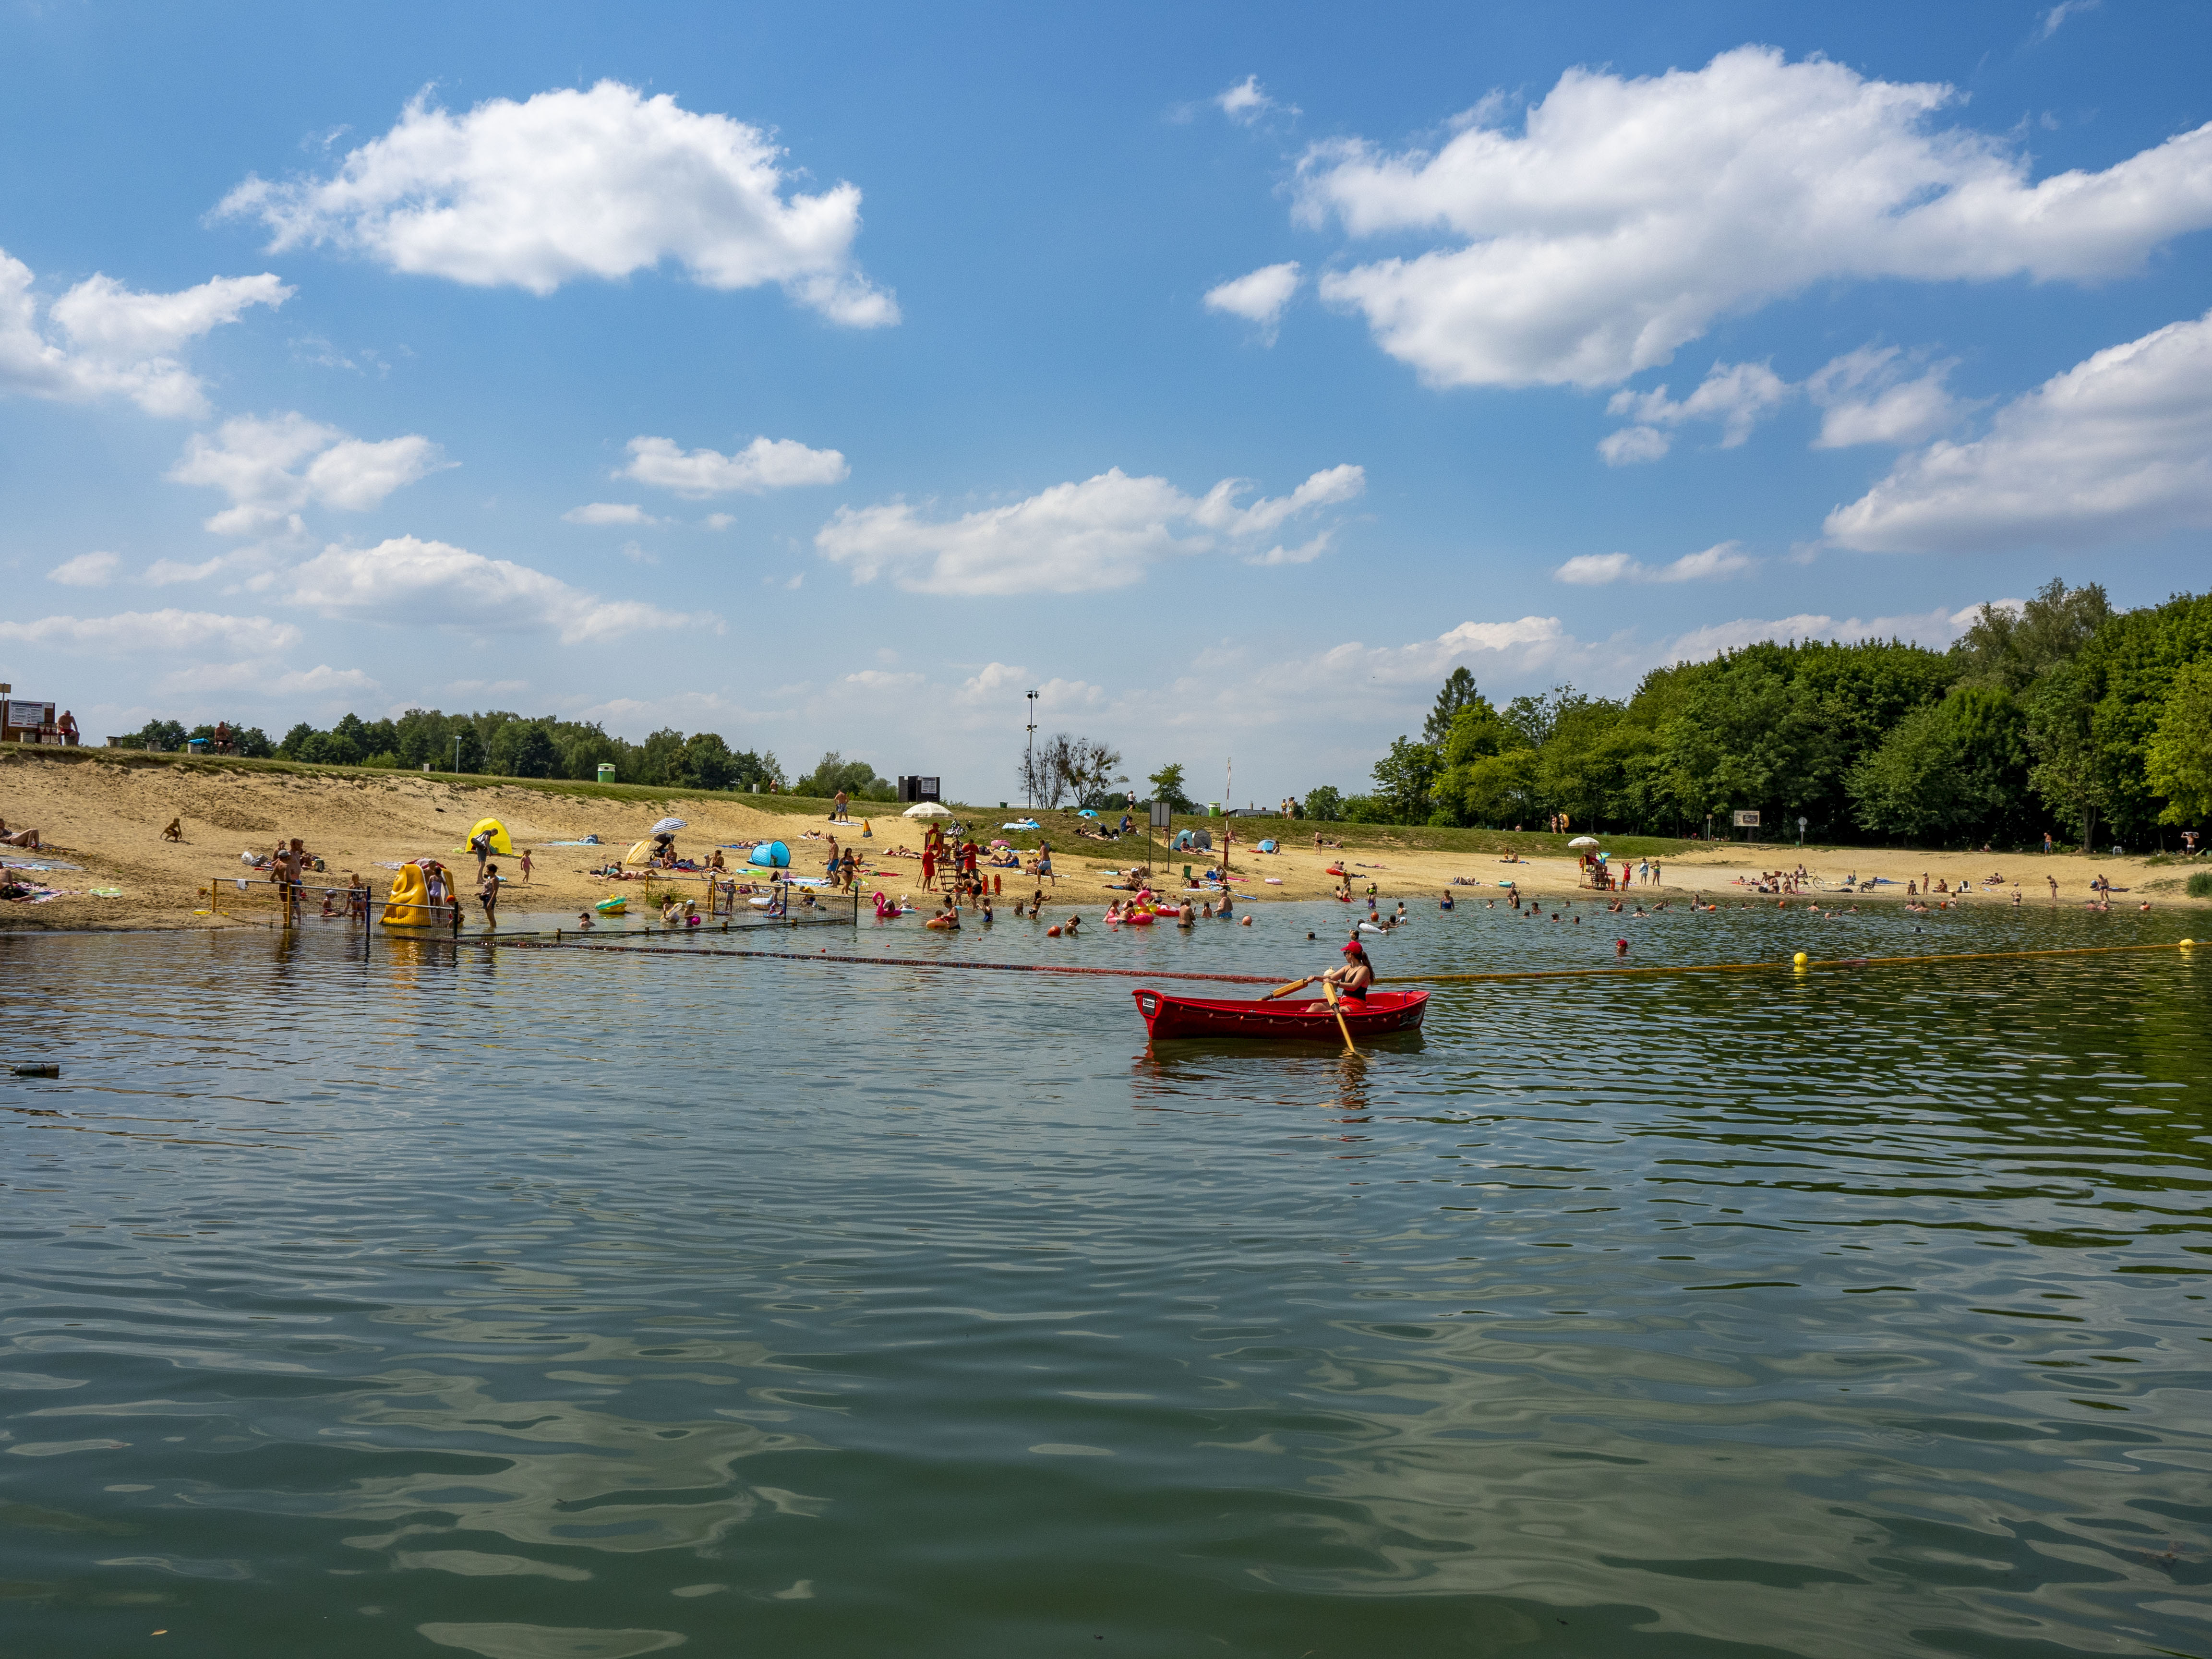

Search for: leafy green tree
xmin=278 ymin=721 xmax=318 ymax=759
xmin=1456 ymin=749 xmax=1540 ymax=826
xmin=2068 ymin=591 xmax=2212 ymax=837
xmin=1503 ymin=686 xmax=1589 ymax=752
xmin=489 ymin=720 xmax=558 ymax=779
xmin=791 ymin=750 xmax=891 ymax=798
xmin=132 ymin=718 xmax=189 ymax=752
xmin=1147 ymin=762 xmax=1194 ymax=813
xmin=1300 ymin=784 xmax=1344 ymax=821
xmin=1421 ymin=667 xmax=1485 ymax=747
xmin=632 ymin=728 xmax=686 ymax=787
xmin=1342 ymin=793 xmax=1393 ymax=824
xmin=1370 ymin=735 xmax=1441 ymax=823
xmin=1951 ymin=578 xmax=2113 ymax=694
xmin=1851 ymin=703 xmax=1962 ymax=842
xmin=2026 ymin=661 xmax=2113 ymax=851
xmin=555 ymin=723 xmax=626 ymax=782
xmin=2148 ymin=657 xmax=2212 ymax=826
xmin=1534 ymin=697 xmax=1629 ymax=827
xmin=1854 ymin=683 xmax=2031 ymax=845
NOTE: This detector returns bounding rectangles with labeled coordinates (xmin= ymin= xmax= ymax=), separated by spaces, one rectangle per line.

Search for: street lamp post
xmin=1024 ymin=690 xmax=1038 ymax=809
xmin=453 ymin=735 xmax=462 ymax=774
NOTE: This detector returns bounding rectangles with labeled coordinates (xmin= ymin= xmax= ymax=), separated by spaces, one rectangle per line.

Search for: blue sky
xmin=3 ymin=0 xmax=2209 ymax=805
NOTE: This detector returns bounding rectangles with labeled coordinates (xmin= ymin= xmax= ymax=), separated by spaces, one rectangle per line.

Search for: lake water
xmin=3 ymin=896 xmax=2208 ymax=1658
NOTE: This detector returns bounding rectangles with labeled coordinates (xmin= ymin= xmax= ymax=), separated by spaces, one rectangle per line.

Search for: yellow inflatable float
xmin=455 ymin=817 xmax=516 ymax=856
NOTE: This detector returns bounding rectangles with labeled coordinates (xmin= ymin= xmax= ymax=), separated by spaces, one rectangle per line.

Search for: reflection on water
xmin=1 ymin=901 xmax=2207 ymax=1656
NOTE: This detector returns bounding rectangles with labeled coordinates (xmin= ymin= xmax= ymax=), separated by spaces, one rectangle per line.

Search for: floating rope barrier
xmin=464 ymin=936 xmax=1285 ymax=986
xmin=457 ymin=935 xmax=2196 ymax=987
xmin=1386 ymin=939 xmax=2199 ymax=985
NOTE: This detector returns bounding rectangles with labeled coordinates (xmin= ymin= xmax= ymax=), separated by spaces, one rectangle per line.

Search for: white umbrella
xmin=1568 ymin=836 xmax=1600 ymax=849
xmin=651 ymin=817 xmax=687 ymax=836
xmin=903 ymin=801 xmax=953 ymax=818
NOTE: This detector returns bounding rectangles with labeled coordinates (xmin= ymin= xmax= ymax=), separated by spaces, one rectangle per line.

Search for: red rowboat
xmin=1131 ymin=986 xmax=1429 ymax=1041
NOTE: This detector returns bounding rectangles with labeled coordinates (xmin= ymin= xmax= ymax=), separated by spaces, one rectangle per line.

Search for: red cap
xmin=1341 ymin=940 xmax=1363 ymax=954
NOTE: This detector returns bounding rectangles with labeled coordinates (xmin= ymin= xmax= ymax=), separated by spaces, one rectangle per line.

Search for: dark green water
xmin=3 ymin=900 xmax=2208 ymax=1658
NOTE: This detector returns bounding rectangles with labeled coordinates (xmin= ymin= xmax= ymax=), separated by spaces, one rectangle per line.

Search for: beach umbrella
xmin=990 ymin=838 xmax=1011 ymax=848
xmin=1568 ymin=836 xmax=1600 ymax=849
xmin=1076 ymin=809 xmax=1099 ymax=818
xmin=651 ymin=817 xmax=687 ymax=836
xmin=903 ymin=801 xmax=953 ymax=818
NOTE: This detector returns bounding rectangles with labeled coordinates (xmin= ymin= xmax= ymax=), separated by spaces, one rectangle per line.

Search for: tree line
xmin=1303 ymin=581 xmax=2212 ymax=851
xmin=119 ymin=709 xmax=902 ymax=799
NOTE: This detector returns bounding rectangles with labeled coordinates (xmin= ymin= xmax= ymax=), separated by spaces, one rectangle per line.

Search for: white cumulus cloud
xmin=47 ymin=551 xmax=121 ymax=588
xmin=814 ymin=464 xmax=1364 ymax=596
xmin=1600 ymin=361 xmax=1791 ymax=462
xmin=1554 ymin=542 xmax=1756 ymax=585
xmin=157 ymin=661 xmax=380 ymax=697
xmin=1203 ymin=262 xmax=1301 ymax=343
xmin=168 ymin=412 xmax=449 ymax=538
xmin=0 ymin=609 xmax=301 ymax=657
xmin=218 ymin=81 xmax=896 ymax=326
xmin=287 ymin=534 xmax=699 ymax=643
xmin=562 ymin=502 xmax=657 ymax=526
xmin=1215 ymin=75 xmax=1293 ymax=126
xmin=1806 ymin=347 xmax=1964 ymax=448
xmin=0 ymin=250 xmax=289 ymax=418
xmin=1294 ymin=46 xmax=2212 ymax=388
xmin=1826 ymin=309 xmax=2212 ymax=553
xmin=621 ymin=434 xmax=849 ymax=497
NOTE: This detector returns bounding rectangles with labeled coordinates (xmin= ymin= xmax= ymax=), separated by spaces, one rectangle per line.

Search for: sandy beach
xmin=3 ymin=749 xmax=2201 ymax=931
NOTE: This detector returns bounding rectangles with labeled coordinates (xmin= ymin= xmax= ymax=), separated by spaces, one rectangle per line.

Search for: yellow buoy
xmin=2182 ymin=938 xmax=2197 ymax=948
xmin=1792 ymin=951 xmax=1809 ymax=966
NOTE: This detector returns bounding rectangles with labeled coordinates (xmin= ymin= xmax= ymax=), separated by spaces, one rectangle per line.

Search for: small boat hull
xmin=1132 ymin=987 xmax=1428 ymax=1042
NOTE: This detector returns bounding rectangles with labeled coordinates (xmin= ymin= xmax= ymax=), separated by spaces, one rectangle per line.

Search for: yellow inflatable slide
xmin=381 ymin=862 xmax=446 ymax=928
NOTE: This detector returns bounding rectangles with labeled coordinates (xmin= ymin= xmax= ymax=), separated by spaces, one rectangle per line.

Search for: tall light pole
xmin=1025 ymin=690 xmax=1038 ymax=809
xmin=452 ymin=735 xmax=462 ymax=774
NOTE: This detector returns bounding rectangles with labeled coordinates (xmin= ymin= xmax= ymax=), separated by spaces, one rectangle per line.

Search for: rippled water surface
xmin=4 ymin=898 xmax=2209 ymax=1658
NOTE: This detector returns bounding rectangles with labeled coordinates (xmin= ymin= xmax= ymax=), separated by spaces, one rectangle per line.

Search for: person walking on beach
xmin=831 ymin=789 xmax=848 ymax=823
xmin=470 ymin=828 xmax=494 ymax=881
xmin=519 ymin=847 xmax=533 ymax=884
xmin=478 ymin=864 xmax=500 ymax=928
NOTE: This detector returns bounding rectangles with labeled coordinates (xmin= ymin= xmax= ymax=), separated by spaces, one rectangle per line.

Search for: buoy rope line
xmin=1389 ymin=939 xmax=2196 ymax=985
xmin=457 ymin=935 xmax=2197 ymax=986
xmin=464 ymin=936 xmax=1285 ymax=986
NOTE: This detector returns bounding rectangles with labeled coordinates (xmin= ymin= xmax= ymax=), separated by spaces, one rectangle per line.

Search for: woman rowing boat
xmin=1310 ymin=938 xmax=1373 ymax=1010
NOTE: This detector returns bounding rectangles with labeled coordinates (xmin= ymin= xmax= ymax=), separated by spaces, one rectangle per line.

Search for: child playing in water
xmin=577 ymin=911 xmax=596 ymax=930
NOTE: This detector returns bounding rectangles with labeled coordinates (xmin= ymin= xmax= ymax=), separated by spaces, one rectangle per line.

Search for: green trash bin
xmin=596 ymin=763 xmax=616 ymax=784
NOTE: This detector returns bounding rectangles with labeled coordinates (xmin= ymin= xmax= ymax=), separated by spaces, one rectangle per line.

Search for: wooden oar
xmin=1262 ymin=975 xmax=1316 ymax=1001
xmin=1321 ymin=981 xmax=1357 ymax=1053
